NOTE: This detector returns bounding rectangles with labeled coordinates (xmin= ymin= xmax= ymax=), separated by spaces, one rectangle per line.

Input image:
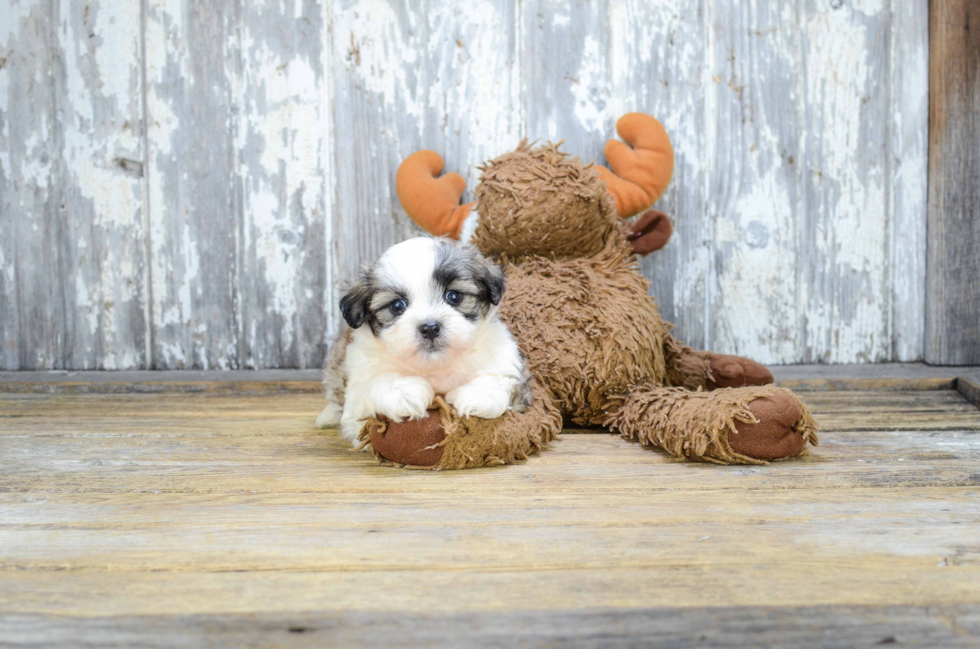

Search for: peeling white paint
xmin=18 ymin=132 xmax=52 ymax=192
xmin=1 ymin=0 xmax=931 ymax=369
xmin=803 ymin=7 xmax=890 ymax=363
xmin=714 ymin=172 xmax=800 ymax=362
xmin=337 ymin=3 xmax=423 ymax=121
xmin=569 ymin=34 xmax=618 ymax=137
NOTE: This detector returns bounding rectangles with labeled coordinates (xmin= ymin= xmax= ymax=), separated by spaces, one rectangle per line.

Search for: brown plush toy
xmin=363 ymin=113 xmax=817 ymax=468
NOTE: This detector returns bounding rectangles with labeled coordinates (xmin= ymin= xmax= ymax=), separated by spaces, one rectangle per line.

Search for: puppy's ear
xmin=339 ymin=273 xmax=373 ymax=329
xmin=474 ymin=258 xmax=506 ymax=306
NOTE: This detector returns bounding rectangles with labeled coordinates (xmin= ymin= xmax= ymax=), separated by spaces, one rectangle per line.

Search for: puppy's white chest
xmin=425 ymin=367 xmax=478 ymax=396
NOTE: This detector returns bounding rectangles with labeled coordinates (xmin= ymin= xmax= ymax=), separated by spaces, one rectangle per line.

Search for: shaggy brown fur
xmin=378 ymin=134 xmax=818 ymax=468
xmin=359 ymin=384 xmax=561 ymax=470
xmin=474 ymin=142 xmax=816 ymax=461
xmin=498 ymin=243 xmax=668 ymax=426
xmin=606 ymin=385 xmax=817 ymax=465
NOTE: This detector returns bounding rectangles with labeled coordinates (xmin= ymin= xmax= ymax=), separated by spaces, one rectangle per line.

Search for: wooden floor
xmin=2 ymin=371 xmax=980 ymax=648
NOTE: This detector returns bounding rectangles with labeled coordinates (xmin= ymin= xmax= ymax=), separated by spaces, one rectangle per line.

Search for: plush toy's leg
xmin=358 ymin=387 xmax=561 ymax=470
xmin=605 ymin=384 xmax=818 ymax=464
xmin=664 ymin=335 xmax=774 ymax=391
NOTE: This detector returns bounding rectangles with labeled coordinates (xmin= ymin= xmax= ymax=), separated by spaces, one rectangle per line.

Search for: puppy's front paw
xmin=373 ymin=377 xmax=435 ymax=423
xmin=446 ymin=381 xmax=511 ymax=419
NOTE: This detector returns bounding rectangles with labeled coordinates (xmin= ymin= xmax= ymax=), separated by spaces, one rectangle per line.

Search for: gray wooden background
xmin=0 ymin=0 xmax=930 ymax=370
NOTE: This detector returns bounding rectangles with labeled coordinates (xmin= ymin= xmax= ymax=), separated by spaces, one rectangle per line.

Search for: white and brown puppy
xmin=316 ymin=237 xmax=530 ymax=444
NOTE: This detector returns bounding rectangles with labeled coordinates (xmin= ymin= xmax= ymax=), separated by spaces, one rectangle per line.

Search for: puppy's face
xmin=340 ymin=237 xmax=505 ymax=364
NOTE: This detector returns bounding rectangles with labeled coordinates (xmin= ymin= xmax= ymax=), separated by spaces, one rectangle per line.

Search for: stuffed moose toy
xmin=360 ymin=113 xmax=818 ymax=469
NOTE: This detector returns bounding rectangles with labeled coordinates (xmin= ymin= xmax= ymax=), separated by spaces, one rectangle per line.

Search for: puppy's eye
xmin=389 ymin=299 xmax=407 ymax=315
xmin=444 ymin=290 xmax=462 ymax=306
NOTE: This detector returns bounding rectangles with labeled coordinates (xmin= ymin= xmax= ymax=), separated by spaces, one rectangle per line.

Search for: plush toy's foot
xmin=359 ymin=388 xmax=561 ymax=470
xmin=369 ymin=410 xmax=446 ymax=467
xmin=707 ymin=354 xmax=774 ymax=390
xmin=662 ymin=338 xmax=772 ymax=392
xmin=730 ymin=392 xmax=807 ymax=460
xmin=605 ymin=384 xmax=817 ymax=465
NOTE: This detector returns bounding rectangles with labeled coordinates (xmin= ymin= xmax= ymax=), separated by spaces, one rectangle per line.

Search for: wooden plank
xmin=611 ymin=1 xmax=709 ymax=351
xmin=780 ymin=377 xmax=957 ymax=392
xmin=522 ymin=0 xmax=611 ymax=159
xmin=55 ymin=0 xmax=148 ymax=370
xmin=926 ymin=0 xmax=980 ymax=365
xmin=238 ymin=0 xmax=328 ymax=369
xmin=3 ymin=389 xmax=976 ymax=422
xmin=2 ymin=486 xmax=978 ymax=572
xmin=328 ymin=0 xmax=521 ymax=340
xmin=801 ymin=1 xmax=891 ymax=363
xmin=703 ymin=0 xmax=804 ymax=364
xmin=958 ymin=376 xmax=980 ymax=408
xmin=5 ymin=364 xmax=980 ymax=395
xmin=2 ymin=375 xmax=955 ymax=396
xmin=2 ymin=0 xmax=149 ymax=371
xmin=775 ymin=363 xmax=980 ymax=392
xmin=4 ymin=427 xmax=980 ymax=494
xmin=3 ymin=605 xmax=979 ymax=649
xmin=3 ymin=486 xmax=976 ymax=530
xmin=889 ymin=0 xmax=929 ymax=361
xmin=1 ymin=392 xmax=979 ymax=499
xmin=144 ymin=0 xmax=241 ymax=369
xmin=2 ymin=563 xmax=979 ymax=616
xmin=0 ymin=379 xmax=323 ymax=395
xmin=0 ymin=369 xmax=323 ymax=394
xmin=0 ymin=1 xmax=65 ymax=370
xmin=772 ymin=362 xmax=980 ymax=381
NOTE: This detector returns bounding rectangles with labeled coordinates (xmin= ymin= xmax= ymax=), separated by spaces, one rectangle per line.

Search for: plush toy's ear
xmin=396 ymin=151 xmax=475 ymax=239
xmin=596 ymin=113 xmax=675 ymax=218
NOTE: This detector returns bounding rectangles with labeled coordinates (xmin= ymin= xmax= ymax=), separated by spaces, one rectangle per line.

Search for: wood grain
xmin=56 ymin=0 xmax=149 ymax=370
xmin=927 ymin=0 xmax=980 ymax=365
xmin=238 ymin=0 xmax=329 ymax=369
xmin=958 ymin=376 xmax=980 ymax=408
xmin=705 ymin=0 xmax=803 ymax=362
xmin=890 ymin=0 xmax=930 ymax=361
xmin=143 ymin=0 xmax=241 ymax=369
xmin=0 ymin=0 xmax=148 ymax=370
xmin=1 ymin=386 xmax=979 ymax=645
xmin=801 ymin=0 xmax=888 ymax=363
xmin=0 ymin=0 xmax=64 ymax=370
xmin=3 ymin=605 xmax=978 ymax=648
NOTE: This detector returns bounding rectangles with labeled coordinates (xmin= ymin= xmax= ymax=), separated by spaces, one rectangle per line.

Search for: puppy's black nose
xmin=418 ymin=321 xmax=441 ymax=340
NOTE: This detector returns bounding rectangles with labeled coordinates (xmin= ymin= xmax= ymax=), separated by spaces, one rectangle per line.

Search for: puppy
xmin=316 ymin=237 xmax=530 ymax=444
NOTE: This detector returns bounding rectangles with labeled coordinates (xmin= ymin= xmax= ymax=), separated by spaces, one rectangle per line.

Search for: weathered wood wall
xmin=927 ymin=0 xmax=980 ymax=365
xmin=0 ymin=0 xmax=930 ymax=370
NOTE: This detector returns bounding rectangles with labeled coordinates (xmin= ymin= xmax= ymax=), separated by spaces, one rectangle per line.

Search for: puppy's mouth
xmin=417 ymin=338 xmax=446 ymax=355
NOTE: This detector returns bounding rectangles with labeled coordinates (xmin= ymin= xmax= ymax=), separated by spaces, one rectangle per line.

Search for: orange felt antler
xmin=395 ymin=151 xmax=474 ymax=239
xmin=596 ymin=113 xmax=674 ymax=218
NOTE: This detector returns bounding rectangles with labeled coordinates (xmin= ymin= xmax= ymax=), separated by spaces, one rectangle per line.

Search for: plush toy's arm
xmin=395 ymin=151 xmax=474 ymax=239
xmin=596 ymin=113 xmax=675 ymax=218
